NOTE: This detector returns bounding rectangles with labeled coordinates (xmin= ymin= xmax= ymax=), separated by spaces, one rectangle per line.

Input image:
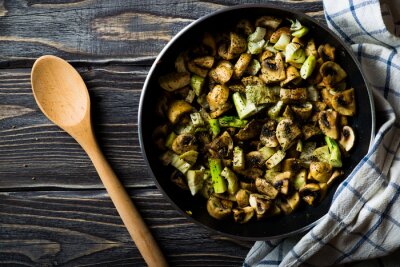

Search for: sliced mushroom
xmin=318 ymin=44 xmax=335 ymax=61
xmin=236 ymin=19 xmax=255 ymax=36
xmin=187 ymin=60 xmax=208 ymax=77
xmin=276 ymin=119 xmax=302 ymax=150
xmin=305 ymin=39 xmax=318 ymax=57
xmin=175 ymin=52 xmax=188 ymax=73
xmin=233 ymin=207 xmax=255 ymax=224
xmin=159 ymin=72 xmax=190 ymax=91
xmin=207 ymin=85 xmax=230 ymax=111
xmin=207 ymin=195 xmax=233 ymax=220
xmin=209 ymin=60 xmax=234 ymax=84
xmin=280 ymin=66 xmax=301 ymax=87
xmin=259 ymin=51 xmax=286 ymax=84
xmin=318 ymin=110 xmax=339 ymax=139
xmin=208 ymin=131 xmax=233 ymax=158
xmin=236 ymin=167 xmax=264 ymax=180
xmin=171 ymin=134 xmax=197 ymax=155
xmin=202 ymin=32 xmax=217 ymax=56
xmin=332 ymin=88 xmax=356 ymax=116
xmin=255 ymin=16 xmax=282 ymax=30
xmin=236 ymin=189 xmax=251 ymax=207
xmin=321 ymin=88 xmax=334 ymax=108
xmin=193 ymin=56 xmax=215 ymax=69
xmin=299 ymin=183 xmax=321 ymax=205
xmin=309 ymin=161 xmax=333 ymax=183
xmin=314 ymin=101 xmax=328 ymax=111
xmin=246 ymin=151 xmax=267 ymax=168
xmin=327 ymin=169 xmax=344 ymax=187
xmin=167 ymin=100 xmax=193 ymax=124
xmin=280 ymin=88 xmax=307 ymax=103
xmin=287 ymin=192 xmax=301 ymax=211
xmin=302 ymin=124 xmax=322 ymax=140
xmin=228 ymin=32 xmax=247 ymax=55
xmin=260 ymin=120 xmax=279 ymax=147
xmin=283 ymin=106 xmax=295 ymax=120
xmin=282 ymin=158 xmax=302 ymax=173
xmin=320 ymin=61 xmax=347 ymax=87
xmin=339 ymin=126 xmax=355 ymax=151
xmin=235 ymin=119 xmax=263 ymax=141
xmin=255 ymin=178 xmax=279 ymax=199
xmin=249 ymin=193 xmax=272 ymax=215
xmin=234 ymin=53 xmax=252 ymax=78
xmin=291 ymin=102 xmax=313 ymax=120
xmin=170 ymin=170 xmax=189 ymax=190
xmin=272 ymin=171 xmax=291 ymax=195
xmin=269 ymin=27 xmax=290 ymax=43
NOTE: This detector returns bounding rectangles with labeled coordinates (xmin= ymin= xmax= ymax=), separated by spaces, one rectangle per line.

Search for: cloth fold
xmin=244 ymin=0 xmax=400 ymax=266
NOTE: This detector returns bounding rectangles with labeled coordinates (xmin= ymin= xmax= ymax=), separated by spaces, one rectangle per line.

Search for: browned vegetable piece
xmin=280 ymin=88 xmax=307 ymax=103
xmin=159 ymin=72 xmax=190 ymax=91
xmin=236 ymin=189 xmax=251 ymax=207
xmin=276 ymin=118 xmax=302 ymax=150
xmin=240 ymin=180 xmax=256 ymax=192
xmin=269 ymin=27 xmax=290 ymax=43
xmin=207 ymin=84 xmax=230 ymax=111
xmin=309 ymin=161 xmax=333 ymax=183
xmin=175 ymin=52 xmax=188 ymax=72
xmin=302 ymin=124 xmax=322 ymax=140
xmin=171 ymin=134 xmax=197 ymax=155
xmin=234 ymin=53 xmax=252 ymax=78
xmin=260 ymin=120 xmax=279 ymax=147
xmin=187 ymin=60 xmax=208 ymax=78
xmin=152 ymin=124 xmax=168 ymax=150
xmin=233 ymin=207 xmax=255 ymax=223
xmin=339 ymin=126 xmax=356 ymax=152
xmin=307 ymin=58 xmax=323 ymax=85
xmin=208 ymin=131 xmax=234 ymax=158
xmin=207 ymin=195 xmax=233 ymax=220
xmin=209 ymin=60 xmax=234 ymax=84
xmin=202 ymin=32 xmax=217 ymax=56
xmin=283 ymin=105 xmax=295 ymax=120
xmin=299 ymin=183 xmax=321 ymax=205
xmin=332 ymin=88 xmax=356 ymax=116
xmin=236 ymin=167 xmax=264 ymax=180
xmin=272 ymin=171 xmax=291 ymax=195
xmin=241 ymin=75 xmax=264 ymax=86
xmin=167 ymin=100 xmax=193 ymax=124
xmin=228 ymin=32 xmax=247 ymax=55
xmin=314 ymin=101 xmax=328 ymax=111
xmin=291 ymin=102 xmax=313 ymax=120
xmin=209 ymin=104 xmax=232 ymax=118
xmin=318 ymin=43 xmax=336 ymax=61
xmin=278 ymin=192 xmax=301 ymax=214
xmin=249 ymin=193 xmax=272 ymax=215
xmin=193 ymin=56 xmax=215 ymax=69
xmin=259 ymin=51 xmax=286 ymax=84
xmin=246 ymin=151 xmax=267 ymax=168
xmin=318 ymin=110 xmax=339 ymax=139
xmin=321 ymin=88 xmax=334 ymax=108
xmin=236 ymin=19 xmax=255 ymax=35
xmin=255 ymin=16 xmax=282 ymax=30
xmin=281 ymin=66 xmax=301 ymax=87
xmin=255 ymin=178 xmax=279 ymax=199
xmin=327 ymin=169 xmax=344 ymax=187
xmin=228 ymin=82 xmax=246 ymax=93
xmin=282 ymin=158 xmax=302 ymax=173
xmin=170 ymin=170 xmax=189 ymax=190
xmin=236 ymin=119 xmax=263 ymax=141
xmin=305 ymin=39 xmax=318 ymax=57
xmin=320 ymin=61 xmax=347 ymax=87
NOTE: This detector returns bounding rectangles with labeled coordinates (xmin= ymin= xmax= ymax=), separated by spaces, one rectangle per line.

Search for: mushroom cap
xmin=339 ymin=126 xmax=356 ymax=152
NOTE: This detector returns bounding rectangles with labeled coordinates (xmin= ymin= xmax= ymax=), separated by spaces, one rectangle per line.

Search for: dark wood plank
xmin=0 ymin=65 xmax=153 ymax=189
xmin=0 ymin=189 xmax=252 ymax=267
xmin=0 ymin=0 xmax=324 ymax=66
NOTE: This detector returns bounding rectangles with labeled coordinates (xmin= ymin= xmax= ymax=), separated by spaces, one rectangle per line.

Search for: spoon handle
xmin=80 ymin=132 xmax=168 ymax=267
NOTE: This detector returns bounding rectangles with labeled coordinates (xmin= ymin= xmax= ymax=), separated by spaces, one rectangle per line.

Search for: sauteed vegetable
xmin=154 ymin=16 xmax=356 ymax=223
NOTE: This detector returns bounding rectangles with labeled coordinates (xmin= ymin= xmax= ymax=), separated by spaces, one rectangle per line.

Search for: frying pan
xmin=138 ymin=4 xmax=375 ymax=240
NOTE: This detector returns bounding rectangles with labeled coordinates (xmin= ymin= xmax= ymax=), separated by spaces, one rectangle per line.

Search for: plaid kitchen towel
xmin=244 ymin=0 xmax=400 ymax=266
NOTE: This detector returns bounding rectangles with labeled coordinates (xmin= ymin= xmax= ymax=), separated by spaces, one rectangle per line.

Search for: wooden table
xmin=0 ymin=1 xmax=324 ymax=266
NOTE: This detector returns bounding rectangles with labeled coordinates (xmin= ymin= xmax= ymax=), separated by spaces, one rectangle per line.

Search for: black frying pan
xmin=138 ymin=4 xmax=375 ymax=240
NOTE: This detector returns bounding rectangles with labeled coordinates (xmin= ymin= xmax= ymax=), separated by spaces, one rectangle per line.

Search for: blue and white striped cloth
xmin=244 ymin=0 xmax=400 ymax=266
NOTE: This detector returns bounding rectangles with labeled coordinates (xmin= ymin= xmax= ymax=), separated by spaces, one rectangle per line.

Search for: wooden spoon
xmin=31 ymin=55 xmax=168 ymax=267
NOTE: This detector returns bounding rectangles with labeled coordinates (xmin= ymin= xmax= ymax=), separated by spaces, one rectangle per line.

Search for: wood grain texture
xmin=0 ymin=190 xmax=252 ymax=267
xmin=0 ymin=0 xmax=324 ymax=66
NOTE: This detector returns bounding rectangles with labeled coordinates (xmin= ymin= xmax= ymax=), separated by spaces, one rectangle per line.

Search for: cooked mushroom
xmin=280 ymin=88 xmax=307 ymax=103
xmin=236 ymin=189 xmax=251 ymax=207
xmin=291 ymin=102 xmax=313 ymax=120
xmin=208 ymin=131 xmax=233 ymax=158
xmin=236 ymin=19 xmax=255 ymax=35
xmin=255 ymin=16 xmax=282 ymax=30
xmin=236 ymin=119 xmax=263 ymax=141
xmin=246 ymin=151 xmax=267 ymax=168
xmin=320 ymin=61 xmax=347 ymax=87
xmin=287 ymin=192 xmax=301 ymax=211
xmin=236 ymin=167 xmax=263 ymax=180
xmin=233 ymin=207 xmax=254 ymax=223
xmin=229 ymin=32 xmax=247 ymax=55
xmin=240 ymin=180 xmax=256 ymax=192
xmin=318 ymin=110 xmax=339 ymax=139
xmin=167 ymin=100 xmax=193 ymax=124
xmin=339 ymin=126 xmax=355 ymax=151
xmin=321 ymin=88 xmax=334 ymax=108
xmin=276 ymin=118 xmax=302 ymax=150
xmin=272 ymin=171 xmax=291 ymax=195
xmin=283 ymin=106 xmax=295 ymax=120
xmin=332 ymin=88 xmax=356 ymax=116
xmin=280 ymin=66 xmax=301 ymax=87
xmin=305 ymin=39 xmax=318 ymax=57
xmin=207 ymin=195 xmax=233 ymax=220
xmin=249 ymin=193 xmax=272 ymax=215
xmin=234 ymin=53 xmax=252 ymax=78
xmin=202 ymin=32 xmax=217 ymax=56
xmin=187 ymin=60 xmax=209 ymax=78
xmin=209 ymin=60 xmax=234 ymax=84
xmin=309 ymin=161 xmax=333 ymax=183
xmin=269 ymin=27 xmax=290 ymax=43
xmin=171 ymin=134 xmax=197 ymax=155
xmin=327 ymin=169 xmax=344 ymax=187
xmin=260 ymin=120 xmax=279 ymax=147
xmin=299 ymin=183 xmax=321 ymax=205
xmin=255 ymin=178 xmax=279 ymax=199
xmin=170 ymin=170 xmax=189 ymax=190
xmin=302 ymin=124 xmax=322 ymax=140
xmin=318 ymin=44 xmax=336 ymax=61
xmin=193 ymin=56 xmax=215 ymax=69
xmin=282 ymin=158 xmax=302 ymax=173
xmin=207 ymin=84 xmax=230 ymax=111
xmin=259 ymin=51 xmax=286 ymax=84
xmin=159 ymin=72 xmax=190 ymax=92
xmin=210 ymin=104 xmax=232 ymax=118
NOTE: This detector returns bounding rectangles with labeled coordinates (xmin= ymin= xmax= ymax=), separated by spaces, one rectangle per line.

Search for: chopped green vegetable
xmin=191 ymin=75 xmax=205 ymax=96
xmin=259 ymin=146 xmax=276 ymax=161
xmin=186 ymin=170 xmax=204 ymax=196
xmin=293 ymin=169 xmax=307 ymax=190
xmin=171 ymin=153 xmax=192 ymax=174
xmin=248 ymin=39 xmax=266 ymax=54
xmin=289 ymin=19 xmax=303 ymax=31
xmin=325 ymin=136 xmax=343 ymax=167
xmin=179 ymin=150 xmax=198 ymax=165
xmin=165 ymin=132 xmax=177 ymax=148
xmin=292 ymin=26 xmax=309 ymax=38
xmin=248 ymin=27 xmax=266 ymax=42
xmin=233 ymin=146 xmax=245 ymax=171
xmin=296 ymin=139 xmax=303 ymax=152
xmin=190 ymin=112 xmax=204 ymax=127
xmin=221 ymin=167 xmax=239 ymax=195
xmin=208 ymin=118 xmax=220 ymax=137
xmin=245 ymin=59 xmax=261 ymax=75
xmin=185 ymin=90 xmax=196 ymax=103
xmin=219 ymin=116 xmax=248 ymax=128
xmin=245 ymin=85 xmax=277 ymax=105
xmin=209 ymin=158 xmax=227 ymax=193
xmin=273 ymin=33 xmax=291 ymax=51
xmin=267 ymin=100 xmax=284 ymax=119
xmin=232 ymin=92 xmax=257 ymax=119
xmin=285 ymin=43 xmax=306 ymax=64
xmin=300 ymin=55 xmax=316 ymax=79
xmin=265 ymin=150 xmax=286 ymax=169
xmin=313 ymin=145 xmax=330 ymax=163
